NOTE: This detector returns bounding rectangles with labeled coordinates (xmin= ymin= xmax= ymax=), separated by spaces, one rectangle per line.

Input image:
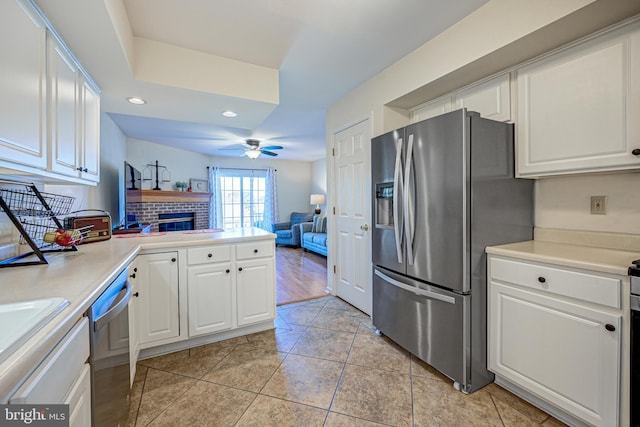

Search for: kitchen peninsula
xmin=0 ymin=227 xmax=276 ymax=406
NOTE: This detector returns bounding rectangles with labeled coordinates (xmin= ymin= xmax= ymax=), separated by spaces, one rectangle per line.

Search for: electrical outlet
xmin=590 ymin=196 xmax=607 ymax=215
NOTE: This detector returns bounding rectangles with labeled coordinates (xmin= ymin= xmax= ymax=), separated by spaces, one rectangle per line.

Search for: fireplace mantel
xmin=127 ymin=190 xmax=211 ymax=203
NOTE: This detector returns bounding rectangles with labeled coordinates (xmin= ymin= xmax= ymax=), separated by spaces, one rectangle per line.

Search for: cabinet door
xmin=63 ymin=363 xmax=91 ymax=427
xmin=128 ymin=261 xmax=140 ymax=386
xmin=80 ymin=79 xmax=100 ymax=182
xmin=187 ymin=263 xmax=233 ymax=336
xmin=516 ymin=24 xmax=640 ymax=177
xmin=137 ymin=252 xmax=180 ymax=346
xmin=236 ymin=258 xmax=275 ymax=326
xmin=410 ymin=95 xmax=452 ymax=123
xmin=454 ymin=73 xmax=511 ymax=122
xmin=48 ymin=34 xmax=79 ymax=177
xmin=0 ymin=0 xmax=47 ymax=169
xmin=489 ymin=282 xmax=620 ymax=427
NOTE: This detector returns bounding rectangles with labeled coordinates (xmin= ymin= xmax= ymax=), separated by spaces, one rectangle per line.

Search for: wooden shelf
xmin=126 ymin=190 xmax=211 ymax=203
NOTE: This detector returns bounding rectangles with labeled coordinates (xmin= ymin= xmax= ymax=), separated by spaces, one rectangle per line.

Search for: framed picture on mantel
xmin=190 ymin=178 xmax=208 ymax=192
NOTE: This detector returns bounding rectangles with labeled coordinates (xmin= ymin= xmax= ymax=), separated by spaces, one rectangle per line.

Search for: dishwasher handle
xmin=94 ymin=282 xmax=130 ymax=333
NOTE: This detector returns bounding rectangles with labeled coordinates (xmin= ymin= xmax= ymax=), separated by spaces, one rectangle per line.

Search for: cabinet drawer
xmin=236 ymin=240 xmax=274 ymax=260
xmin=187 ymin=245 xmax=231 ymax=265
xmin=490 ymin=257 xmax=621 ymax=309
xmin=11 ymin=318 xmax=89 ymax=403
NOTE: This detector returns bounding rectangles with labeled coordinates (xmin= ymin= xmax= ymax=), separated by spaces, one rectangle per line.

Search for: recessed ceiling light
xmin=222 ymin=110 xmax=237 ymax=118
xmin=127 ymin=97 xmax=146 ymax=105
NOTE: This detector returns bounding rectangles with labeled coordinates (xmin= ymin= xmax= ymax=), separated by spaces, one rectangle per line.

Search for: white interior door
xmin=333 ymin=119 xmax=371 ymax=314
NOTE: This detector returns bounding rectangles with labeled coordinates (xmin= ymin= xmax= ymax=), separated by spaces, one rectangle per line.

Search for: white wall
xmin=126 ymin=138 xmax=210 ymax=190
xmin=535 ymin=173 xmax=640 ymax=234
xmin=125 ymin=138 xmax=314 ymax=222
xmin=88 ymin=113 xmax=127 ymax=224
xmin=310 ymin=158 xmax=327 ymax=214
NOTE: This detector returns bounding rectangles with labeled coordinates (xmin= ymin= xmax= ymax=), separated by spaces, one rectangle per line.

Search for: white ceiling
xmin=34 ymin=0 xmax=488 ymax=161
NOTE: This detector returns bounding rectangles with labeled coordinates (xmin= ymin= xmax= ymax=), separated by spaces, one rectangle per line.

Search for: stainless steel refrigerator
xmin=371 ymin=108 xmax=533 ymax=393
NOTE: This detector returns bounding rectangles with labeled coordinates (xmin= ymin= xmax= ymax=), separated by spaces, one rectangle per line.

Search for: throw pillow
xmin=320 ymin=217 xmax=327 ymax=233
xmin=311 ymin=216 xmax=322 ymax=233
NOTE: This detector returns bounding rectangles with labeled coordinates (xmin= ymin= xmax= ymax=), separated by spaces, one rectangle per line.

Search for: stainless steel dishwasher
xmin=88 ymin=269 xmax=131 ymax=426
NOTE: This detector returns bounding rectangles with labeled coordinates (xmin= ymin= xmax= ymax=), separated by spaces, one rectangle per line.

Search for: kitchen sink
xmin=0 ymin=297 xmax=69 ymax=364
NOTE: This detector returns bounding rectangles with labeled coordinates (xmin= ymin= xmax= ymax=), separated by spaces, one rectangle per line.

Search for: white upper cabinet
xmin=410 ymin=95 xmax=452 ymax=123
xmin=516 ymin=22 xmax=640 ymax=177
xmin=47 ymin=33 xmax=100 ymax=183
xmin=48 ymin=35 xmax=79 ymax=177
xmin=80 ymin=79 xmax=100 ymax=182
xmin=453 ymin=73 xmax=511 ymax=122
xmin=0 ymin=0 xmax=100 ymax=184
xmin=0 ymin=0 xmax=47 ymax=169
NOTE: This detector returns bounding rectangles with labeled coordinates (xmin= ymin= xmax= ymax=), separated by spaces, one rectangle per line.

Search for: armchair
xmin=272 ymin=212 xmax=314 ymax=247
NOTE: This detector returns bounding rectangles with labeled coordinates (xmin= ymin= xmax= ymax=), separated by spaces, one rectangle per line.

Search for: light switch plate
xmin=590 ymin=196 xmax=607 ymax=215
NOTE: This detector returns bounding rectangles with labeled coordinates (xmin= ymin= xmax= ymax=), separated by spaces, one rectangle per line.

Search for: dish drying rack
xmin=0 ymin=179 xmax=91 ymax=267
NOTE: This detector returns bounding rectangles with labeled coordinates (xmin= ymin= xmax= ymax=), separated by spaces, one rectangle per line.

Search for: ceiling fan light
xmin=246 ymin=149 xmax=260 ymax=159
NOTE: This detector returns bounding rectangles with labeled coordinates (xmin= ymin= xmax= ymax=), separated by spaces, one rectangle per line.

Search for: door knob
xmin=361 ymin=224 xmax=370 ymax=231
xmin=632 ymin=148 xmax=640 ymax=156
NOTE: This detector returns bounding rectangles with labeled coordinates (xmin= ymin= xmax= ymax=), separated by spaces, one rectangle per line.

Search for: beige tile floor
xmin=128 ymin=295 xmax=567 ymax=427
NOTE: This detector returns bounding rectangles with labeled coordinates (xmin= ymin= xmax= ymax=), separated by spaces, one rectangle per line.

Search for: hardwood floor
xmin=275 ymin=246 xmax=329 ymax=305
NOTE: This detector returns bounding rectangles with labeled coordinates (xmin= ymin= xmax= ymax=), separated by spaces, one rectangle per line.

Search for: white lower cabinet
xmin=128 ymin=260 xmax=140 ymax=385
xmin=10 ymin=318 xmax=91 ymax=424
xmin=134 ymin=238 xmax=276 ymax=354
xmin=187 ymin=262 xmax=233 ymax=336
xmin=63 ymin=363 xmax=91 ymax=427
xmin=236 ymin=257 xmax=275 ymax=326
xmin=136 ymin=251 xmax=180 ymax=347
xmin=488 ymin=256 xmax=622 ymax=427
xmin=186 ymin=239 xmax=275 ymax=334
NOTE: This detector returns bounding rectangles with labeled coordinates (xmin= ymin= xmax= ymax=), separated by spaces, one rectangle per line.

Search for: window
xmin=220 ymin=171 xmax=266 ymax=229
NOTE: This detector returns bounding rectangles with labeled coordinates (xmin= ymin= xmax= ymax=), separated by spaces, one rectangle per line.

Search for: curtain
xmin=208 ymin=166 xmax=223 ymax=229
xmin=262 ymin=167 xmax=278 ymax=231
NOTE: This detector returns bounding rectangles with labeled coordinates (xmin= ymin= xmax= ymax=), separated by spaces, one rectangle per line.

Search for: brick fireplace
xmin=126 ymin=190 xmax=210 ymax=232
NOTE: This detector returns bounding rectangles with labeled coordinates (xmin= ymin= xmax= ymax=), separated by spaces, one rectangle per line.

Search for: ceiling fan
xmin=240 ymin=139 xmax=283 ymax=159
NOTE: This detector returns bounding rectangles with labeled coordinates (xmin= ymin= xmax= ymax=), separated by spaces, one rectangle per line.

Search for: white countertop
xmin=0 ymin=227 xmax=274 ymax=401
xmin=486 ymin=228 xmax=640 ymax=276
xmin=486 ymin=240 xmax=639 ymax=276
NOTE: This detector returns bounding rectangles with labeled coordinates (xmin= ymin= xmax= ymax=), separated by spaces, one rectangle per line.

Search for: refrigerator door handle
xmin=404 ymin=133 xmax=415 ymax=265
xmin=393 ymin=137 xmax=404 ymax=263
xmin=374 ymin=269 xmax=456 ymax=304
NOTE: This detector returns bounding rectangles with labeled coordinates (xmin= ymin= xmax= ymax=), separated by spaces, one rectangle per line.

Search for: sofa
xmin=300 ymin=216 xmax=327 ymax=256
xmin=272 ymin=212 xmax=314 ymax=247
